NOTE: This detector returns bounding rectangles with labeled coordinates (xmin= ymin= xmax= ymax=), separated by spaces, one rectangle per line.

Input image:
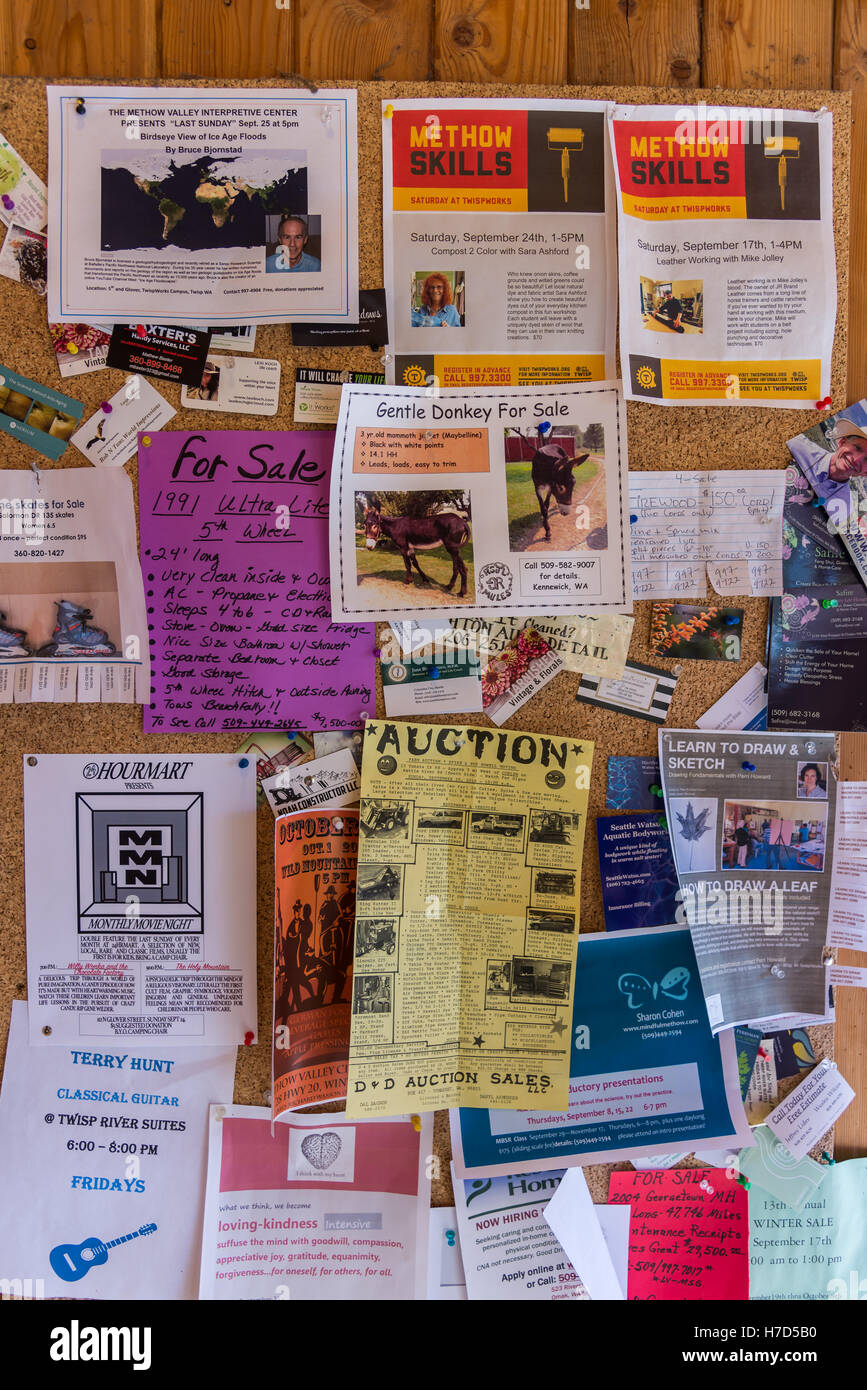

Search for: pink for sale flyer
xmin=138 ymin=429 xmax=374 ymax=732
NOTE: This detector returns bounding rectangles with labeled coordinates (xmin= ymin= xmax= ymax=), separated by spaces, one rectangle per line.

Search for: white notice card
xmin=24 ymin=753 xmax=257 ymax=1047
xmin=199 ymin=1105 xmax=431 ymax=1299
xmin=48 ymin=86 xmax=358 ymax=325
xmin=765 ymin=1060 xmax=855 ymax=1161
xmin=0 ymin=1001 xmax=236 ymax=1300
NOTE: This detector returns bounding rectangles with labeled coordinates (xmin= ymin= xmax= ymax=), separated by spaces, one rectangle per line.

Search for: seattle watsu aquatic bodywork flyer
xmin=330 ymin=381 xmax=630 ymax=621
xmin=609 ymin=104 xmax=835 ymax=406
xmin=199 ymin=1105 xmax=431 ymax=1300
xmin=345 ymin=720 xmax=593 ymax=1117
xmin=272 ymin=809 xmax=357 ymax=1116
xmin=47 ymin=86 xmax=358 ymax=326
xmin=382 ymin=98 xmax=616 ymax=388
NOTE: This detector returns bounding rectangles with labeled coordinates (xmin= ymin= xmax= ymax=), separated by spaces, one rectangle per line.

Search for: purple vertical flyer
xmin=138 ymin=430 xmax=374 ymax=732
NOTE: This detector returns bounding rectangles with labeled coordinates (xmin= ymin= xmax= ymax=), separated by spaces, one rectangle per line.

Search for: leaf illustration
xmin=675 ymin=802 xmax=711 ymax=842
xmin=674 ymin=802 xmax=712 ymax=871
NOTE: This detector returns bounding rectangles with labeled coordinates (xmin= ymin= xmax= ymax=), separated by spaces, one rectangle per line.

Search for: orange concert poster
xmin=272 ymin=809 xmax=358 ymax=1116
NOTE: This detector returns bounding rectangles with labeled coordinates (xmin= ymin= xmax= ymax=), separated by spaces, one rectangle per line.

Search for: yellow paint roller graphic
xmin=764 ymin=135 xmax=800 ymax=211
xmin=547 ymin=126 xmax=584 ymax=204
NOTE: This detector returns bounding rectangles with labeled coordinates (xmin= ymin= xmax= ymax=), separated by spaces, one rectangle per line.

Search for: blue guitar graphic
xmin=49 ymin=1222 xmax=157 ymax=1282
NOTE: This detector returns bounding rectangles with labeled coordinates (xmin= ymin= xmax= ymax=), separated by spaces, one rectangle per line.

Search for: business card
xmin=262 ymin=749 xmax=360 ymax=817
xmin=71 ymin=376 xmax=175 ymax=467
xmin=697 ymin=662 xmax=768 ymax=731
xmin=576 ymin=661 xmax=677 ymax=724
xmin=0 ymin=365 xmax=83 ymax=459
xmin=0 ymin=223 xmax=46 ymax=293
xmin=181 ymin=354 xmax=280 ymax=415
xmin=107 ymin=323 xmax=212 ymax=387
xmin=294 ymin=367 xmax=385 ymax=424
xmin=291 ymin=288 xmax=387 ymax=347
xmin=50 ymin=322 xmax=112 ymax=377
xmin=177 ymin=323 xmax=257 ymax=353
xmin=382 ymin=645 xmax=483 ymax=716
xmin=0 ymin=131 xmax=47 ymax=232
xmin=764 ymin=1059 xmax=855 ymax=1160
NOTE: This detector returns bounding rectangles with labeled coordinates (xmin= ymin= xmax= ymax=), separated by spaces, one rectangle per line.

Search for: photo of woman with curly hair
xmin=411 ymin=270 xmax=464 ymax=327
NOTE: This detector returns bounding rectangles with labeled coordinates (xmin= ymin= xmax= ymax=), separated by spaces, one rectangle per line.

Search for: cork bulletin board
xmin=0 ymin=79 xmax=850 ymax=1205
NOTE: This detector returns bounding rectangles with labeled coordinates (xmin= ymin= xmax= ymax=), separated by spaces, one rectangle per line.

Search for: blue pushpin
xmin=630 ymin=513 xmax=638 ymax=524
xmin=742 ymin=761 xmax=756 ymax=772
xmin=430 ymin=666 xmax=440 ymax=679
xmin=724 ymin=614 xmax=740 ymax=625
xmin=538 ymin=421 xmax=552 ymax=435
xmin=239 ymin=757 xmax=250 ymax=768
xmin=285 ymin=731 xmax=296 ymax=740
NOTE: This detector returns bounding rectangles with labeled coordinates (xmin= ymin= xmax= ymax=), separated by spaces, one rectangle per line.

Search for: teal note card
xmin=749 ymin=1154 xmax=867 ymax=1299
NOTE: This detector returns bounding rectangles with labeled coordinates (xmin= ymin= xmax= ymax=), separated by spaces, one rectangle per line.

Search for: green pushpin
xmin=821 ymin=599 xmax=838 ymax=608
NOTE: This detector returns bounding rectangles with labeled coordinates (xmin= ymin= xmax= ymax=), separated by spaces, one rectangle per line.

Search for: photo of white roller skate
xmin=36 ymin=600 xmax=118 ymax=657
xmin=0 ymin=611 xmax=31 ymax=657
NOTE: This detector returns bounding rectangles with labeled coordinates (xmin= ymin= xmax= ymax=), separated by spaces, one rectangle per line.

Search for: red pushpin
xmin=243 ymin=1030 xmax=254 ymax=1046
xmin=136 ymin=324 xmax=147 ymax=337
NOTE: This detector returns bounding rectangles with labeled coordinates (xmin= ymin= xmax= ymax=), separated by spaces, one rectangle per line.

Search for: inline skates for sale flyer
xmin=0 ymin=611 xmax=31 ymax=656
xmin=36 ymin=600 xmax=117 ymax=656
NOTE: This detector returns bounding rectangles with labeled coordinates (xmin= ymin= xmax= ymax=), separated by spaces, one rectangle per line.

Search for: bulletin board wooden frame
xmin=0 ymin=79 xmax=850 ymax=1205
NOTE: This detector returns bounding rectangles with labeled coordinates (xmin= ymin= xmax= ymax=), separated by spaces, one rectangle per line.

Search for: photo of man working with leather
xmin=640 ymin=275 xmax=704 ymax=335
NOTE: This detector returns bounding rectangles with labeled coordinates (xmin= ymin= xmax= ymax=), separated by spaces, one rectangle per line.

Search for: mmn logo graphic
xmin=116 ymin=829 xmax=166 ymax=888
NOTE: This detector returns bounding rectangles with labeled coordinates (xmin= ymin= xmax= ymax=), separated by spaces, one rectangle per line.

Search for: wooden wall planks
xmin=702 ymin=0 xmax=836 ymax=88
xmin=434 ymin=0 xmax=569 ymax=82
xmin=0 ymin=0 xmax=159 ymax=77
xmin=297 ymin=0 xmax=432 ymax=82
xmin=0 ymin=0 xmax=865 ymax=1155
xmin=570 ymin=0 xmax=701 ymax=87
xmin=835 ymin=0 xmax=867 ymax=407
xmin=161 ymin=0 xmax=294 ymax=80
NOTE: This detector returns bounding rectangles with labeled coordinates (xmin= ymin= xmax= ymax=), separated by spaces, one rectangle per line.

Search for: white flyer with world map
xmin=47 ymin=86 xmax=358 ymax=325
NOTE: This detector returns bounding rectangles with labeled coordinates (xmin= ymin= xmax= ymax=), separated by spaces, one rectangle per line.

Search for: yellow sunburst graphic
xmin=402 ymin=363 xmax=428 ymax=386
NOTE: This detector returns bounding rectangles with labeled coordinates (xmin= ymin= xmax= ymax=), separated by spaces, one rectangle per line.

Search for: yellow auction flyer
xmin=346 ymin=720 xmax=593 ymax=1117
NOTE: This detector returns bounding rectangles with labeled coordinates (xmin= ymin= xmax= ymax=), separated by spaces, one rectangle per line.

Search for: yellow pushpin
xmin=384 ymin=104 xmax=394 ymax=120
xmin=141 ymin=435 xmax=152 ymax=447
xmin=66 ymin=342 xmax=79 ymax=354
xmin=410 ymin=1114 xmax=422 ymax=1132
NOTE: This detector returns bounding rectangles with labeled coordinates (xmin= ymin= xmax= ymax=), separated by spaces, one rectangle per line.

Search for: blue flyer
xmin=451 ymin=925 xmax=752 ymax=1179
xmin=605 ymin=755 xmax=664 ymax=811
xmin=596 ymin=813 xmax=680 ymax=930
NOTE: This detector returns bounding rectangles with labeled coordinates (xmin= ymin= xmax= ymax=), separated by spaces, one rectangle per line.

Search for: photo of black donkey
xmin=363 ymin=505 xmax=471 ymax=595
xmin=531 ymin=442 xmax=590 ymax=540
